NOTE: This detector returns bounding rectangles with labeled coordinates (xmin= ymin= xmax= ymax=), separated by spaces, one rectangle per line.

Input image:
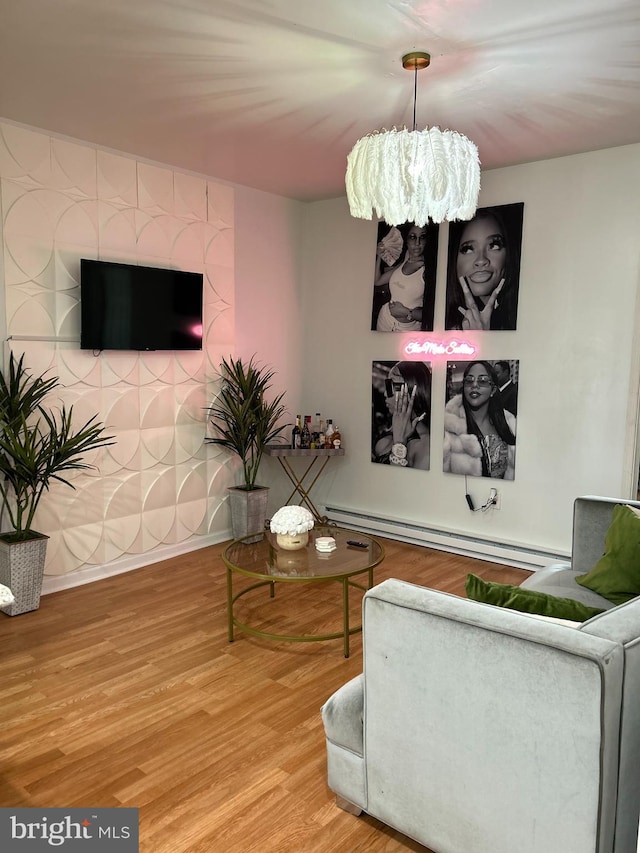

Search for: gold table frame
xmin=264 ymin=444 xmax=345 ymax=523
xmin=222 ymin=527 xmax=384 ymax=657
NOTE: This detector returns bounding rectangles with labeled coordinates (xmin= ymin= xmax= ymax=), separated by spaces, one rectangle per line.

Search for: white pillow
xmin=0 ymin=584 xmax=15 ymax=606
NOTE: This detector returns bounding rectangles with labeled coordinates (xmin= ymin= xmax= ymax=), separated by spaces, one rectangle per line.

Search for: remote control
xmin=347 ymin=540 xmax=368 ymax=548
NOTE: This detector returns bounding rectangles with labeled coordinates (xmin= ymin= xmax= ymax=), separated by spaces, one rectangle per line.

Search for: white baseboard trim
xmin=41 ymin=530 xmax=232 ymax=595
xmin=41 ymin=507 xmax=569 ymax=595
xmin=324 ymin=505 xmax=569 ymax=572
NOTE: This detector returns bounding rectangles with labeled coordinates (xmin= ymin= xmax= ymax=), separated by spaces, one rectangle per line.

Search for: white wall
xmin=0 ymin=120 xmax=303 ymax=587
xmin=234 ymin=184 xmax=305 ymax=515
xmin=299 ymin=144 xmax=640 ymax=560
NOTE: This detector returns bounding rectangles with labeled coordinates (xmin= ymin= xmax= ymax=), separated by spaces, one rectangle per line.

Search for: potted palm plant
xmin=0 ymin=353 xmax=114 ymax=615
xmin=207 ymin=355 xmax=288 ymax=540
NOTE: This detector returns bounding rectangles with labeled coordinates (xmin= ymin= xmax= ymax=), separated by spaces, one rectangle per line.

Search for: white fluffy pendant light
xmin=345 ymin=52 xmax=481 ymax=226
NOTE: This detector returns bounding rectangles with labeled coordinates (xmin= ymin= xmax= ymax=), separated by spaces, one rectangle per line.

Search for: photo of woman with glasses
xmin=371 ymin=360 xmax=431 ymax=469
xmin=443 ymin=360 xmax=517 ymax=479
xmin=371 ymin=220 xmax=439 ymax=332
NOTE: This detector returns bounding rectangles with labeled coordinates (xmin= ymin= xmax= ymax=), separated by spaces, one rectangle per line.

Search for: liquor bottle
xmin=301 ymin=415 xmax=311 ymax=449
xmin=332 ymin=425 xmax=342 ymax=449
xmin=292 ymin=415 xmax=302 ymax=449
xmin=323 ymin=419 xmax=334 ymax=449
xmin=318 ymin=429 xmax=325 ymax=449
xmin=313 ymin=413 xmax=323 ymax=450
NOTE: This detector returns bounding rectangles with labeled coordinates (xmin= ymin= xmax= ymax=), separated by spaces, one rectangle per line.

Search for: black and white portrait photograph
xmin=443 ymin=359 xmax=519 ymax=479
xmin=371 ymin=220 xmax=439 ymax=332
xmin=372 ymin=360 xmax=432 ymax=470
xmin=445 ymin=202 xmax=524 ymax=331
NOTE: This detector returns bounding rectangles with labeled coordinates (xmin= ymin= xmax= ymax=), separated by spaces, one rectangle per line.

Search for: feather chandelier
xmin=345 ymin=52 xmax=480 ymax=226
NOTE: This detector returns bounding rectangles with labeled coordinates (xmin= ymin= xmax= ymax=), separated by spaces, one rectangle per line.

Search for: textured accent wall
xmin=0 ymin=121 xmax=235 ymax=577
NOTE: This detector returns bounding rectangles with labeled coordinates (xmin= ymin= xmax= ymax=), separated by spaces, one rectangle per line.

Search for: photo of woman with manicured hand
xmin=371 ymin=361 xmax=431 ymax=470
xmin=445 ymin=203 xmax=524 ymax=331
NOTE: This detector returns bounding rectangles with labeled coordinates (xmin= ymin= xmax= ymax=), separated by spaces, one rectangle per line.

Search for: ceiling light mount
xmin=402 ymin=51 xmax=430 ymax=72
xmin=345 ymin=50 xmax=480 ymax=226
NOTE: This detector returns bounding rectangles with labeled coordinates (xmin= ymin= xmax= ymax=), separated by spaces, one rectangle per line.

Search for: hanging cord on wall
xmin=465 ymin=476 xmax=499 ymax=512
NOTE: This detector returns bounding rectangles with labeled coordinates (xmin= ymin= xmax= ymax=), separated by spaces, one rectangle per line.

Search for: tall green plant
xmin=207 ymin=355 xmax=288 ymax=490
xmin=0 ymin=354 xmax=115 ymax=541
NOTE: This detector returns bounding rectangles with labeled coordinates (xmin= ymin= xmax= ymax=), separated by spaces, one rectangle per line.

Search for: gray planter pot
xmin=228 ymin=486 xmax=269 ymax=543
xmin=0 ymin=533 xmax=49 ymax=616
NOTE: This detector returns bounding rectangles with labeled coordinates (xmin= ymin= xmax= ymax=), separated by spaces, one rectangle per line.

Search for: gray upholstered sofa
xmin=518 ymin=494 xmax=640 ymax=609
xmin=321 ymin=496 xmax=640 ymax=853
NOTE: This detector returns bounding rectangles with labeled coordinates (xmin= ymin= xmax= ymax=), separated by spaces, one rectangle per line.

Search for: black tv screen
xmin=80 ymin=259 xmax=203 ymax=351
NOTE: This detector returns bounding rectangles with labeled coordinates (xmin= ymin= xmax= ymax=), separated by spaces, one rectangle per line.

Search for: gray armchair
xmin=321 ymin=501 xmax=640 ymax=853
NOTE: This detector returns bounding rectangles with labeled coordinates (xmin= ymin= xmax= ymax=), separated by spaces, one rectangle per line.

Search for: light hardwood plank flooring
xmin=0 ymin=536 xmax=529 ymax=852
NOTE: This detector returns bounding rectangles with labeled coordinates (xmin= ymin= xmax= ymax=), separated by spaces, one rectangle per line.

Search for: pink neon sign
xmin=404 ymin=340 xmax=477 ymax=357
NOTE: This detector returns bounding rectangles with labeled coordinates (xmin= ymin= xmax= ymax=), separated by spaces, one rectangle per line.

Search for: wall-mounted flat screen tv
xmin=80 ymin=259 xmax=203 ymax=351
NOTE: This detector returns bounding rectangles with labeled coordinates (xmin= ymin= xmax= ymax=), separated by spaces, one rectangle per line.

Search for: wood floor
xmin=0 ymin=535 xmax=529 ymax=852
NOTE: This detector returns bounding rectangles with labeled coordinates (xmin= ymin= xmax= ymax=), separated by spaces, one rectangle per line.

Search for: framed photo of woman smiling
xmin=444 ymin=202 xmax=524 ymax=331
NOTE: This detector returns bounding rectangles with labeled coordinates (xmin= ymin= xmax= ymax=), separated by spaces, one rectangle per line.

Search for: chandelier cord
xmin=412 ymin=62 xmax=418 ymax=131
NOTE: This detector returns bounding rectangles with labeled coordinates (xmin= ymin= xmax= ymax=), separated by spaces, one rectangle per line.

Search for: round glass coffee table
xmin=222 ymin=526 xmax=384 ymax=657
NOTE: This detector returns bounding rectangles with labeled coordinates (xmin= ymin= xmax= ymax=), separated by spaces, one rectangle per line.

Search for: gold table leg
xmin=276 ymin=455 xmax=331 ymax=523
xmin=342 ymin=578 xmax=350 ymax=658
xmin=226 ymin=566 xmax=234 ymax=642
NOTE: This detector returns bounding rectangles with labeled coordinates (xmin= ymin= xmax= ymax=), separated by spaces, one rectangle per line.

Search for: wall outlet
xmin=490 ymin=489 xmax=501 ymax=510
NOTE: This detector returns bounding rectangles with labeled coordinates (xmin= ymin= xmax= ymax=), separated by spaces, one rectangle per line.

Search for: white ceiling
xmin=1 ymin=0 xmax=639 ymax=201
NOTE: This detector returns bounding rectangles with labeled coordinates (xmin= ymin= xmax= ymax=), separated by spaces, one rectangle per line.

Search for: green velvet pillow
xmin=575 ymin=503 xmax=640 ymax=605
xmin=465 ymin=573 xmax=605 ymax=622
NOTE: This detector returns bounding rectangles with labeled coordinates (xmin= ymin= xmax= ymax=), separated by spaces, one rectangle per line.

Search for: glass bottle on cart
xmin=292 ymin=415 xmax=302 ymax=449
xmin=301 ymin=415 xmax=311 ymax=449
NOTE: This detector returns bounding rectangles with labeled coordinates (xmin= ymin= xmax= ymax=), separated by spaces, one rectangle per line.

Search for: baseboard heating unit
xmin=324 ymin=505 xmax=569 ymax=571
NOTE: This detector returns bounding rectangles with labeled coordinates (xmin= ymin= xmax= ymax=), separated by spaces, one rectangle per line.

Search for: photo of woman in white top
xmin=371 ymin=220 xmax=439 ymax=332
